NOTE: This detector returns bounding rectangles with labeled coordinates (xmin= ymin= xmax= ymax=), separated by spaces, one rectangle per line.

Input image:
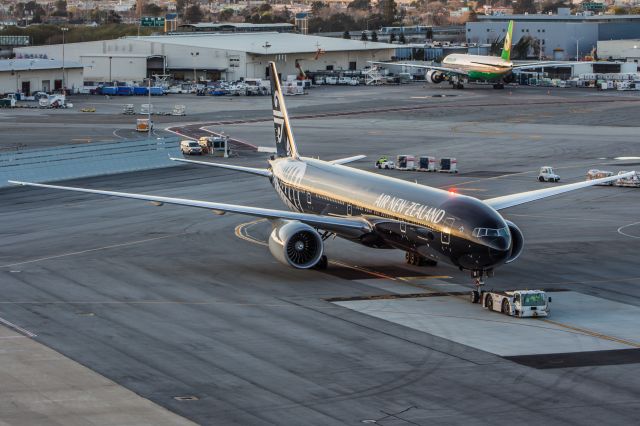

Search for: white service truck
xmin=471 ymin=289 xmax=551 ymax=318
xmin=538 ymin=166 xmax=560 ymax=182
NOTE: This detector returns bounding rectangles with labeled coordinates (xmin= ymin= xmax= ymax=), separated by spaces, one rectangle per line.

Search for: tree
xmin=379 ymin=0 xmax=397 ymax=26
xmin=53 ymin=0 xmax=68 ymax=17
xmin=611 ymin=6 xmax=628 ymax=15
xmin=399 ymin=33 xmax=406 ymax=44
xmin=513 ymin=0 xmax=536 ymax=14
xmin=185 ymin=4 xmax=204 ymax=23
xmin=311 ymin=1 xmax=327 ymax=15
xmin=143 ymin=3 xmax=164 ymax=17
xmin=176 ymin=0 xmax=188 ymax=15
xmin=343 ymin=30 xmax=351 ymax=39
xmin=361 ymin=31 xmax=368 ymax=41
xmin=348 ymin=0 xmax=371 ymax=11
xmin=371 ymin=30 xmax=378 ymax=42
xmin=219 ymin=8 xmax=234 ymax=21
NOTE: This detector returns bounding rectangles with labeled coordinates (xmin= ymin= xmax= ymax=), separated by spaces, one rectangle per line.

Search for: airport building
xmin=0 ymin=58 xmax=83 ymax=95
xmin=597 ymin=39 xmax=640 ymax=63
xmin=466 ymin=9 xmax=640 ymax=60
xmin=14 ymin=33 xmax=396 ymax=83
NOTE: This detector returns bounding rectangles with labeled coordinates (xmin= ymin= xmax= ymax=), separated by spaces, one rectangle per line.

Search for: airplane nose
xmin=488 ymin=235 xmax=511 ymax=252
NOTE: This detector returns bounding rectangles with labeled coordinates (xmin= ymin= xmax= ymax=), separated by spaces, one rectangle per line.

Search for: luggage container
xmin=396 ymin=155 xmax=416 ymax=171
xmin=117 ymin=86 xmax=134 ymax=96
xmin=133 ymin=86 xmax=148 ymax=96
xmin=439 ymin=157 xmax=458 ymax=173
xmin=149 ymin=86 xmax=165 ymax=96
xmin=417 ymin=156 xmax=436 ymax=172
xmin=101 ymin=86 xmax=117 ymax=96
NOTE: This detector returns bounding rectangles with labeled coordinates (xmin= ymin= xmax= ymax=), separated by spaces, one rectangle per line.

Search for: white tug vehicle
xmin=471 ymin=289 xmax=551 ymax=318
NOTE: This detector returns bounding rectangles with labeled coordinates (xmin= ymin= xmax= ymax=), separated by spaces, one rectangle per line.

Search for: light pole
xmin=61 ymin=27 xmax=68 ymax=94
xmin=190 ymin=51 xmax=199 ymax=82
xmin=573 ymin=37 xmax=584 ymax=61
xmin=108 ymin=56 xmax=112 ymax=83
xmin=262 ymin=42 xmax=271 ymax=57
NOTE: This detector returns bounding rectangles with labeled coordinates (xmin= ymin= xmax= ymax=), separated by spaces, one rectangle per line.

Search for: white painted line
xmin=618 ymin=221 xmax=640 ymax=239
xmin=0 ymin=316 xmax=37 ymax=338
xmin=0 ymin=234 xmax=183 ymax=269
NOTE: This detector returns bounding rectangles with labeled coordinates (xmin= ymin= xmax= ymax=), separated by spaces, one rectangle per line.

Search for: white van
xmin=180 ymin=140 xmax=203 ymax=155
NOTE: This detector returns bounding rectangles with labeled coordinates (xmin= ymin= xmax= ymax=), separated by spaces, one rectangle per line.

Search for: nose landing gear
xmin=470 ymin=269 xmax=493 ymax=303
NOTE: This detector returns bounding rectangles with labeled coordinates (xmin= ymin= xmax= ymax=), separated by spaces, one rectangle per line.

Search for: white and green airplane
xmin=374 ymin=20 xmax=576 ymax=89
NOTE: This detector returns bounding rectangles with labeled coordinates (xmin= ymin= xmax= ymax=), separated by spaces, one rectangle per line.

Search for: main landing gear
xmin=469 ymin=269 xmax=493 ymax=303
xmin=405 ymin=251 xmax=438 ymax=267
xmin=313 ymin=255 xmax=328 ymax=270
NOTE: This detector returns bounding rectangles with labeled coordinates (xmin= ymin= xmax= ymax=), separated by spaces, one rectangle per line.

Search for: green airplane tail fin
xmin=501 ymin=20 xmax=513 ymax=61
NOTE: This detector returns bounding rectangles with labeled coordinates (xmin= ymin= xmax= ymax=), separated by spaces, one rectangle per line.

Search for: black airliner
xmin=10 ymin=62 xmax=631 ymax=295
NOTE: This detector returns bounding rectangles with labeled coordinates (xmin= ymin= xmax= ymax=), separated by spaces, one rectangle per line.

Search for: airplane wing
xmin=369 ymin=61 xmax=469 ymax=76
xmin=329 ymin=155 xmax=366 ymax=165
xmin=484 ymin=171 xmax=635 ymax=211
xmin=169 ymin=157 xmax=272 ymax=177
xmin=512 ymin=61 xmax=592 ymax=71
xmin=8 ymin=180 xmax=371 ymax=236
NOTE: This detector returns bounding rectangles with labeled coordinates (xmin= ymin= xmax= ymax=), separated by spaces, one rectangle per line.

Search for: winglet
xmin=501 ymin=20 xmax=513 ymax=61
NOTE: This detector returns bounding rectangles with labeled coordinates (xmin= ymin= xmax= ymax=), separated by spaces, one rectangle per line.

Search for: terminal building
xmin=466 ymin=9 xmax=640 ymax=60
xmin=0 ymin=58 xmax=83 ymax=95
xmin=14 ymin=33 xmax=396 ymax=83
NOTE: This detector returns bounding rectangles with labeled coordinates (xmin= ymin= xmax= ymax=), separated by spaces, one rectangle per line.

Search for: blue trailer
xmin=117 ymin=86 xmax=134 ymax=96
xmin=101 ymin=86 xmax=118 ymax=96
xmin=133 ymin=86 xmax=148 ymax=96
xmin=149 ymin=86 xmax=165 ymax=96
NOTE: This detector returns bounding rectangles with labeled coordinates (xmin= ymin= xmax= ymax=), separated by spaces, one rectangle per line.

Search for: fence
xmin=0 ymin=138 xmax=181 ymax=188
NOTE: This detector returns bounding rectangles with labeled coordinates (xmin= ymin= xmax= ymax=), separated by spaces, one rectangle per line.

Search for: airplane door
xmin=441 ymin=217 xmax=455 ymax=245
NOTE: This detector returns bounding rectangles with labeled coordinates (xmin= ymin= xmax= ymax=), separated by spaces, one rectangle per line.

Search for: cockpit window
xmin=472 ymin=227 xmax=509 ymax=238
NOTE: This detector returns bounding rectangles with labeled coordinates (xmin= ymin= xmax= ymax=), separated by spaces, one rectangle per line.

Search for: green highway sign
xmin=141 ymin=17 xmax=165 ymax=27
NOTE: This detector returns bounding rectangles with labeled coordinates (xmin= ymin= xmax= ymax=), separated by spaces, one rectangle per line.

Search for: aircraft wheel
xmin=501 ymin=299 xmax=510 ymax=314
xmin=470 ymin=290 xmax=480 ymax=304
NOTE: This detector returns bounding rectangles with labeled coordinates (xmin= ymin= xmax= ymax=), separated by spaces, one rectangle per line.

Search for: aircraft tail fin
xmin=501 ymin=20 xmax=514 ymax=61
xmin=269 ymin=62 xmax=299 ymax=159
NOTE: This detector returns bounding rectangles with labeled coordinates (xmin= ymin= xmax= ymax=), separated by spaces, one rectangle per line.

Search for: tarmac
xmin=1 ymin=82 xmax=640 ymax=425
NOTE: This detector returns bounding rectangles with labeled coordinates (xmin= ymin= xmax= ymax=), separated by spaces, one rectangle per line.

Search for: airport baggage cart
xmin=586 ymin=169 xmax=614 ymax=185
xmin=439 ymin=157 xmax=458 ymax=173
xmin=614 ymin=171 xmax=640 ymax=188
xmin=396 ymin=155 xmax=415 ymax=171
xmin=417 ymin=156 xmax=436 ymax=172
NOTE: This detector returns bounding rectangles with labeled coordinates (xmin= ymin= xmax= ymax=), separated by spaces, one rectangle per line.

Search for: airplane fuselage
xmin=269 ymin=157 xmax=513 ymax=272
xmin=442 ymin=54 xmax=513 ymax=82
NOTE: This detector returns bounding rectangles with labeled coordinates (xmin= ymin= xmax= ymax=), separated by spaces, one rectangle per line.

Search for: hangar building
xmin=14 ymin=33 xmax=396 ymax=83
xmin=0 ymin=58 xmax=83 ymax=95
xmin=466 ymin=9 xmax=640 ymax=60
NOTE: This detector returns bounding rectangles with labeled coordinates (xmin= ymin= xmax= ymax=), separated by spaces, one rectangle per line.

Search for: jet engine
xmin=268 ymin=220 xmax=324 ymax=269
xmin=504 ymin=220 xmax=524 ymax=264
xmin=426 ymin=70 xmax=445 ymax=84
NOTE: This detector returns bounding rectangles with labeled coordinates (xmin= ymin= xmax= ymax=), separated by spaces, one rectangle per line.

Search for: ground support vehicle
xmin=396 ymin=155 xmax=416 ymax=171
xmin=417 ymin=156 xmax=437 ymax=172
xmin=470 ymin=289 xmax=551 ymax=318
xmin=614 ymin=171 xmax=640 ymax=187
xmin=587 ymin=169 xmax=614 ymax=185
xmin=438 ymin=157 xmax=458 ymax=173
xmin=375 ymin=157 xmax=395 ymax=169
xmin=180 ymin=140 xmax=202 ymax=155
xmin=136 ymin=118 xmax=153 ymax=132
xmin=538 ymin=166 xmax=560 ymax=182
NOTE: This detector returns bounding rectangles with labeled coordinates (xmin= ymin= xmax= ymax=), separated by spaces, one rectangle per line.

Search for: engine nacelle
xmin=426 ymin=70 xmax=445 ymax=84
xmin=268 ymin=220 xmax=324 ymax=269
xmin=505 ymin=220 xmax=524 ymax=264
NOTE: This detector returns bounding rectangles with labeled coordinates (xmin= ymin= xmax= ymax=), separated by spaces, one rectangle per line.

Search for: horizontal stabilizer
xmin=169 ymin=157 xmax=272 ymax=177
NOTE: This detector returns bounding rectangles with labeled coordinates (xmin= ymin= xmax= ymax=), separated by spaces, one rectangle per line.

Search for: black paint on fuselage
xmin=268 ymin=157 xmax=512 ymax=272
